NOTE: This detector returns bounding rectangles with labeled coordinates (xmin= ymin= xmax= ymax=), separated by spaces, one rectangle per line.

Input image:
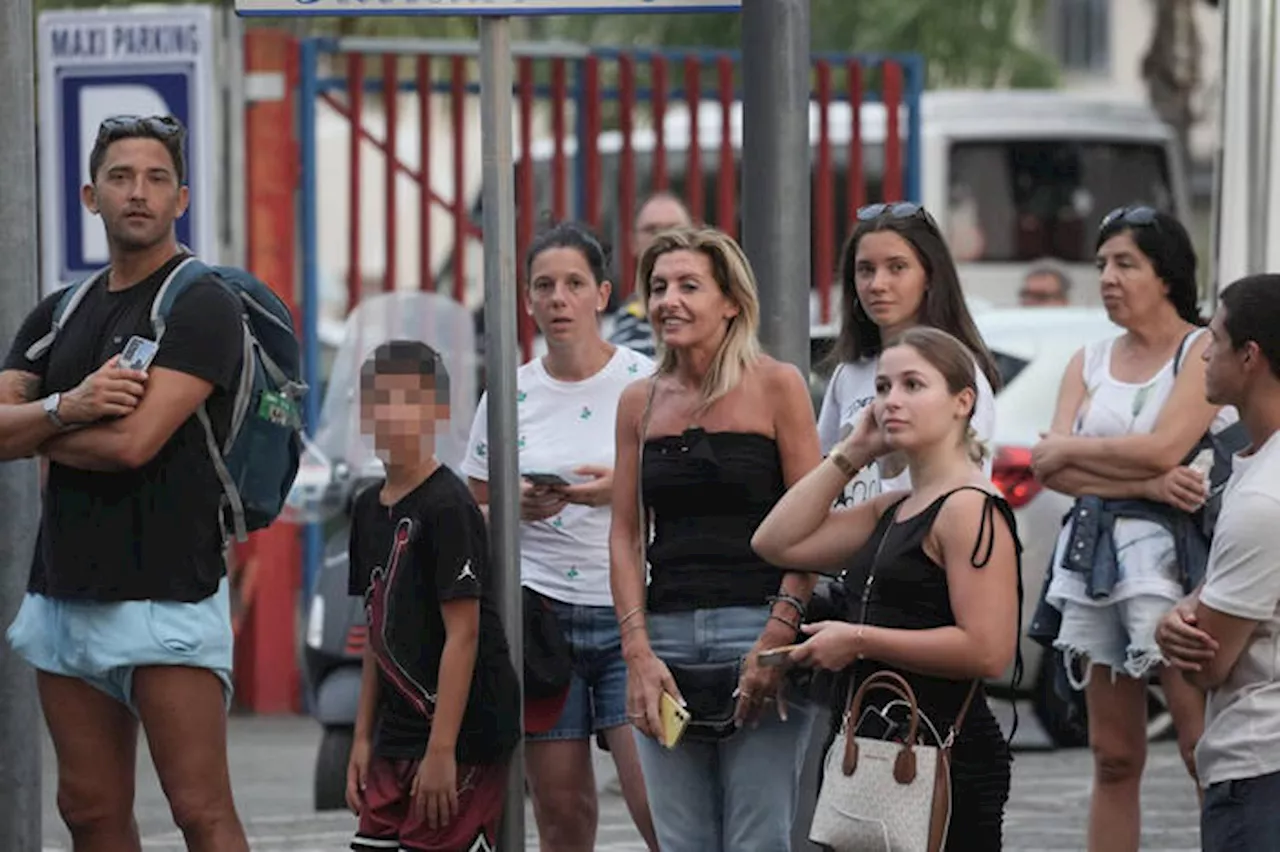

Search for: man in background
xmin=1019 ymin=259 xmax=1072 ymax=307
xmin=608 ymin=191 xmax=694 ymax=356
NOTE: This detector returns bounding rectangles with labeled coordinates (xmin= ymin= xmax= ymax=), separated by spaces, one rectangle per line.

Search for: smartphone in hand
xmin=757 ymin=643 xmax=801 ymax=668
xmin=659 ymin=691 xmax=690 ymax=749
xmin=523 ymin=471 xmax=571 ymax=488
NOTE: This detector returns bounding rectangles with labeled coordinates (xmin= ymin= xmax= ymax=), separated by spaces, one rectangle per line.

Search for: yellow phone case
xmin=659 ymin=691 xmax=690 ymax=749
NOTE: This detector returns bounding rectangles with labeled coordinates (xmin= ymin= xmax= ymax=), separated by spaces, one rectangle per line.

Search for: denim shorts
xmin=527 ymin=597 xmax=629 ymax=742
xmin=1053 ymin=594 xmax=1172 ymax=689
xmin=5 ymin=578 xmax=234 ymax=715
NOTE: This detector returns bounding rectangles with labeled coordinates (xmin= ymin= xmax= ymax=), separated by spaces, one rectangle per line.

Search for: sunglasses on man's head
xmin=95 ymin=115 xmax=184 ymax=144
xmin=1100 ymin=205 xmax=1161 ymax=232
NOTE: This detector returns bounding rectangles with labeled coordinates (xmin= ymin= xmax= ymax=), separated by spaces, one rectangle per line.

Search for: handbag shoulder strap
xmin=945 ymin=679 xmax=980 ymax=749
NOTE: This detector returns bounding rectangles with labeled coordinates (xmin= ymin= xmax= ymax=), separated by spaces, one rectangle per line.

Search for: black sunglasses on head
xmin=1100 ymin=205 xmax=1161 ymax=232
xmin=95 ymin=114 xmax=184 ymax=144
xmin=855 ymin=201 xmax=942 ymax=233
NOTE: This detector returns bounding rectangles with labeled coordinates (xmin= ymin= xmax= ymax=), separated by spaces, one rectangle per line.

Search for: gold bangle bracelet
xmin=828 ymin=449 xmax=858 ymax=478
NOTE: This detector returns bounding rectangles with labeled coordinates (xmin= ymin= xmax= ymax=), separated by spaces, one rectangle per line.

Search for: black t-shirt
xmin=2 ymin=253 xmax=243 ymax=602
xmin=348 ymin=466 xmax=521 ymax=765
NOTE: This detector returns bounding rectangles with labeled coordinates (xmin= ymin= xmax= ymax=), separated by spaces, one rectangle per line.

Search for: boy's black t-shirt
xmin=348 ymin=465 xmax=521 ymax=765
xmin=2 ymin=252 xmax=243 ymax=602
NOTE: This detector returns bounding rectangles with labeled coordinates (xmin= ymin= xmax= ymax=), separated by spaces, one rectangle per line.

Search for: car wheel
xmin=1035 ymin=652 xmax=1178 ymax=748
xmin=1145 ymin=684 xmax=1174 ymax=741
xmin=1033 ymin=651 xmax=1089 ymax=748
xmin=315 ymin=724 xmax=354 ymax=812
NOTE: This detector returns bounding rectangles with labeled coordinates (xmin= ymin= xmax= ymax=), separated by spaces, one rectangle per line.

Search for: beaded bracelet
xmin=768 ymin=593 xmax=807 ymax=622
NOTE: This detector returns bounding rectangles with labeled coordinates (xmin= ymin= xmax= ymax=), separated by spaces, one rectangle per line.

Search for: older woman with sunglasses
xmin=1030 ymin=206 xmax=1240 ymax=852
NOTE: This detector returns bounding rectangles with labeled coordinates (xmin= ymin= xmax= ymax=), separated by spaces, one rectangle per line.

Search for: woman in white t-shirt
xmin=817 ymin=202 xmax=1002 ymax=506
xmin=1030 ymin=207 xmax=1235 ymax=851
xmin=462 ymin=223 xmax=658 ymax=852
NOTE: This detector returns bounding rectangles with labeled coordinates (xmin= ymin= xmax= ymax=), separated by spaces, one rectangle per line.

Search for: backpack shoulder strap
xmin=146 ymin=256 xmax=250 ymax=543
xmin=24 ymin=270 xmax=106 ymax=362
xmin=149 ymin=256 xmax=216 ymax=342
xmin=1173 ymin=328 xmax=1206 ymax=377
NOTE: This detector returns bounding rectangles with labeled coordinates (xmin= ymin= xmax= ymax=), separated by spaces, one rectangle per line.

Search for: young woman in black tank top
xmin=754 ymin=327 xmax=1024 ymax=850
xmin=609 ymin=227 xmax=823 ymax=852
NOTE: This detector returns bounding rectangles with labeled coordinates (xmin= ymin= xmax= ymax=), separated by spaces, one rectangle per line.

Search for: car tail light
xmin=345 ymin=624 xmax=368 ymax=657
xmin=992 ymin=446 xmax=1043 ymax=510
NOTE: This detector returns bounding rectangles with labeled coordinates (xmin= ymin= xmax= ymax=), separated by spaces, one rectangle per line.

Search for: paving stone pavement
xmin=37 ymin=715 xmax=1200 ymax=851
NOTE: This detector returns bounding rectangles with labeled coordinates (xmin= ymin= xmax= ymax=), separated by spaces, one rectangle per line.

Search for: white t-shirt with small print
xmin=816 ymin=356 xmax=997 ymax=508
xmin=461 ymin=346 xmax=655 ymax=607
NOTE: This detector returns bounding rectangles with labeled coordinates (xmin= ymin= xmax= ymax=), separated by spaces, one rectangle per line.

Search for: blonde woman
xmin=609 ymin=227 xmax=823 ymax=851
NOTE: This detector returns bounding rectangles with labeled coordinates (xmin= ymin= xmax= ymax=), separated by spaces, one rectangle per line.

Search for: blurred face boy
xmin=359 ymin=341 xmax=451 ymax=468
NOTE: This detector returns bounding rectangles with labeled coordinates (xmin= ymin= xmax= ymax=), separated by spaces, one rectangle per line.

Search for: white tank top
xmin=1047 ymin=327 xmax=1238 ymax=607
xmin=1074 ymin=328 xmax=1237 ymax=440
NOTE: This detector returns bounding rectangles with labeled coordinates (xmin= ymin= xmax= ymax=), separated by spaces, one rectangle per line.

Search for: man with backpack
xmin=0 ymin=114 xmax=301 ymax=851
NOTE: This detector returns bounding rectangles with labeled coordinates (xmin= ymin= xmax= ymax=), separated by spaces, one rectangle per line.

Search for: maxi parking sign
xmin=38 ymin=7 xmax=218 ymax=295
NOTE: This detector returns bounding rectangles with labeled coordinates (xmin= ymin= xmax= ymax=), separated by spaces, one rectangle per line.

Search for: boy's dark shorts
xmin=351 ymin=756 xmax=508 ymax=852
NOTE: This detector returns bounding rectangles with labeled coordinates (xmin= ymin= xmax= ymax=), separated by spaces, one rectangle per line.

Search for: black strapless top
xmin=641 ymin=428 xmax=787 ymax=612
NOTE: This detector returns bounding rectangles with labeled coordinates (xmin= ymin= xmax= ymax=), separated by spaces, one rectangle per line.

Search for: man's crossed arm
xmin=0 ymin=359 xmax=212 ymax=471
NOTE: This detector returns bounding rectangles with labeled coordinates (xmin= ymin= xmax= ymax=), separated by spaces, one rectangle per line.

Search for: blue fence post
xmin=299 ymin=37 xmax=324 ymax=605
xmin=904 ymin=54 xmax=925 ymax=205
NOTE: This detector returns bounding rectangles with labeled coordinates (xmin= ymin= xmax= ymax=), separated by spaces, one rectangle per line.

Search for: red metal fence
xmin=301 ymin=40 xmax=923 ymax=359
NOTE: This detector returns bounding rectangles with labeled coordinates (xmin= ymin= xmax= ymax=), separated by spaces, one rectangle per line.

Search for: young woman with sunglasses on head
xmin=818 ymin=202 xmax=1002 ymax=509
xmin=1029 ymin=206 xmax=1239 ymax=852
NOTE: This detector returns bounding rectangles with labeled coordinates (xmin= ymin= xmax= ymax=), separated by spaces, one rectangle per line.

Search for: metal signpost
xmin=36 ymin=6 xmax=220 ymax=295
xmin=0 ymin=0 xmax=42 ymax=847
xmin=235 ymin=1 xmax=743 ymax=848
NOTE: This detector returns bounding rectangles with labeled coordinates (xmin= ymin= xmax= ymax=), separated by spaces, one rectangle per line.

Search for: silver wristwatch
xmin=42 ymin=393 xmax=66 ymax=429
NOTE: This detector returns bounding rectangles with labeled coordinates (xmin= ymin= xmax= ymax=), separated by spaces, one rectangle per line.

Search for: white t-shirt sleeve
xmin=459 ymin=391 xmax=491 ymax=482
xmin=817 ymin=363 xmax=845 ymax=454
xmin=1201 ymin=491 xmax=1280 ymax=621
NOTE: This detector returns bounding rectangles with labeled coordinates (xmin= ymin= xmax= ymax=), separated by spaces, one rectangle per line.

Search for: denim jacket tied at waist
xmin=1059 ymin=495 xmax=1209 ymax=599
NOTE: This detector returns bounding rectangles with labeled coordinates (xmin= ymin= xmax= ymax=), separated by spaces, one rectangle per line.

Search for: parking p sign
xmin=38 ymin=7 xmax=217 ymax=295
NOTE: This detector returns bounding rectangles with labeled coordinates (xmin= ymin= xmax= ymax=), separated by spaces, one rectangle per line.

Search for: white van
xmin=520 ymin=88 xmax=1190 ymax=316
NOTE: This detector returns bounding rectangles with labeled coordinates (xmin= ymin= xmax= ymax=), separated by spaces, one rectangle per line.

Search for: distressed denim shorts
xmin=1053 ymin=594 xmax=1173 ymax=689
xmin=5 ymin=578 xmax=234 ymax=715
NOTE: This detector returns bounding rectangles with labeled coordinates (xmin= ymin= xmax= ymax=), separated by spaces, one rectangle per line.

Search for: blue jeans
xmin=1202 ymin=770 xmax=1280 ymax=852
xmin=633 ymin=606 xmax=815 ymax=852
xmin=527 ymin=598 xmax=629 ymax=741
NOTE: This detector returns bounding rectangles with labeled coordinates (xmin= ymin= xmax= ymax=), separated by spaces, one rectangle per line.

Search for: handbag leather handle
xmin=842 ymin=670 xmax=923 ymax=777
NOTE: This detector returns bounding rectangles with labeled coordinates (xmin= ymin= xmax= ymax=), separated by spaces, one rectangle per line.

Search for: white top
xmin=461 ymin=346 xmax=655 ymax=607
xmin=1047 ymin=328 xmax=1239 ymax=608
xmin=816 ymin=354 xmax=997 ymax=507
xmin=1196 ymin=430 xmax=1280 ymax=786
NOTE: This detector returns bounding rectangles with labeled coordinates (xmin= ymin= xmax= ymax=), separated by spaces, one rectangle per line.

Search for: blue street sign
xmin=38 ymin=8 xmax=218 ymax=294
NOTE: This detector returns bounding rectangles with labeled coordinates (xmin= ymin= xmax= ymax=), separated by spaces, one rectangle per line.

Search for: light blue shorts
xmin=5 ymin=578 xmax=235 ymax=716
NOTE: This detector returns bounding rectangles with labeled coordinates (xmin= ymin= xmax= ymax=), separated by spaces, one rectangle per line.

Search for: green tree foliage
xmin=32 ymin=0 xmax=1056 ymax=87
xmin=542 ymin=0 xmax=1059 ymax=89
